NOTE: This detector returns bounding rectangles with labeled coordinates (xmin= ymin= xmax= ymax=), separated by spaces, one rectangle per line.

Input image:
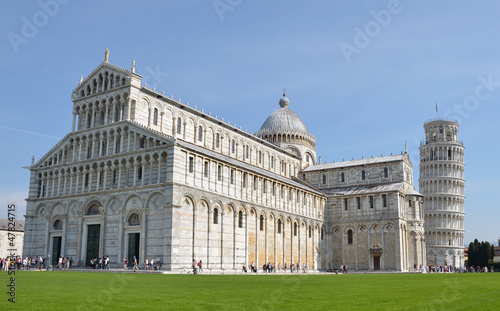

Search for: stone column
xmin=183 ymin=121 xmax=187 ymax=140
xmin=103 ymin=166 xmax=108 ymax=191
xmin=119 ymin=131 xmax=124 ymax=153
xmin=160 ymin=112 xmax=164 ymax=132
xmin=220 ymin=209 xmax=224 ymax=270
xmin=50 ymin=174 xmax=56 ymax=197
xmin=69 ymin=171 xmax=74 ymax=194
xmin=132 ymin=162 xmax=138 ymax=187
xmin=74 ymin=170 xmax=80 ymax=194
xmin=91 ymin=106 xmax=96 ymax=128
xmin=140 ymin=161 xmax=145 ymax=186
xmin=156 ymin=157 xmax=162 ymax=184
xmin=76 ymin=215 xmax=83 ymax=266
xmin=88 ymin=168 xmax=94 ymax=193
xmin=112 ymin=103 xmax=117 ymax=123
xmin=44 ymin=215 xmax=50 ymax=260
xmin=148 ymin=108 xmax=152 ymax=127
xmin=72 ymin=111 xmax=77 ymax=132
xmin=172 ymin=118 xmax=177 ymax=138
xmin=61 ymin=215 xmax=68 ymax=257
xmin=118 ymin=163 xmax=123 ymax=188
xmin=127 ymin=99 xmax=132 ymax=120
xmin=117 ymin=209 xmax=124 ymax=263
xmin=233 ymin=212 xmax=237 ymax=269
xmin=104 ymin=102 xmax=109 ymax=125
xmin=62 ymin=172 xmax=67 ymax=195
xmin=99 ymin=213 xmax=105 ymax=258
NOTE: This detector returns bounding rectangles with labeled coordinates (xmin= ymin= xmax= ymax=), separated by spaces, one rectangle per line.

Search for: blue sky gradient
xmin=1 ymin=0 xmax=499 ymax=245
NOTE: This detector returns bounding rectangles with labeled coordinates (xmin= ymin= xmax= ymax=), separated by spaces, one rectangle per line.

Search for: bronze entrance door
xmin=128 ymin=233 xmax=140 ymax=264
xmin=374 ymin=255 xmax=381 ymax=270
xmin=52 ymin=236 xmax=62 ymax=266
xmin=86 ymin=224 xmax=100 ymax=266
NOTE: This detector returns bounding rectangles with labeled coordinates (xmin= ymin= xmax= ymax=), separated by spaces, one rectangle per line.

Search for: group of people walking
xmin=244 ymin=262 xmax=309 ymax=273
xmin=123 ymin=256 xmax=162 ymax=272
xmin=89 ymin=256 xmax=109 ymax=270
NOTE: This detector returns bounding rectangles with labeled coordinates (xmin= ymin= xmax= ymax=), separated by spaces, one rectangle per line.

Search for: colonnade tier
xmin=257 ymin=131 xmax=316 ymax=150
xmin=76 ymin=69 xmax=130 ymax=98
xmin=59 ymin=116 xmax=303 ymax=181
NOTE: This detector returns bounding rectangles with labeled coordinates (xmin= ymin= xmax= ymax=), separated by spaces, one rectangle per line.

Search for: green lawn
xmin=4 ymin=271 xmax=500 ymax=310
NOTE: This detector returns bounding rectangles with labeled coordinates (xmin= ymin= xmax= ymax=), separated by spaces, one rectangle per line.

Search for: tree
xmin=491 ymin=245 xmax=496 ymax=260
xmin=468 ymin=241 xmax=476 ymax=267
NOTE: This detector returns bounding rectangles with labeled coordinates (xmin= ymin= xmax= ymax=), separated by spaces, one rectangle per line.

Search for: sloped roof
xmin=0 ymin=219 xmax=25 ymax=232
xmin=303 ymin=154 xmax=407 ymax=172
xmin=320 ymin=182 xmax=421 ymax=197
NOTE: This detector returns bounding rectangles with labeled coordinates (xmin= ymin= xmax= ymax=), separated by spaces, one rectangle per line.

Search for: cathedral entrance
xmin=51 ymin=236 xmax=62 ymax=266
xmin=128 ymin=233 xmax=140 ymax=264
xmin=373 ymin=255 xmax=381 ymax=270
xmin=86 ymin=224 xmax=100 ymax=266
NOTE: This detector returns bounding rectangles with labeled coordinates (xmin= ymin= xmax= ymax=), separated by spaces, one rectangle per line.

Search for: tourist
xmin=198 ymin=260 xmax=203 ymax=272
xmin=133 ymin=256 xmax=138 ymax=272
xmin=123 ymin=257 xmax=128 ymax=270
xmin=192 ymin=259 xmax=198 ymax=274
xmin=145 ymin=258 xmax=149 ymax=270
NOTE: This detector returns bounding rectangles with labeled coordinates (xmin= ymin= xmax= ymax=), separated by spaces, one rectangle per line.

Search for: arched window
xmin=238 ymin=211 xmax=243 ymax=228
xmin=306 ymin=154 xmax=310 ymax=162
xmin=259 ymin=215 xmax=264 ymax=231
xmin=322 ymin=174 xmax=326 ymax=184
xmin=245 ymin=145 xmax=249 ymax=159
xmin=258 ymin=151 xmax=262 ymax=164
xmin=153 ymin=108 xmax=158 ymax=125
xmin=361 ymin=170 xmax=366 ymax=180
xmin=271 ymin=156 xmax=274 ymax=169
xmin=384 ymin=167 xmax=388 ymax=178
xmin=347 ymin=229 xmax=353 ymax=244
xmin=309 ymin=225 xmax=312 ymax=238
xmin=128 ymin=213 xmax=140 ymax=226
xmin=53 ymin=219 xmax=62 ymax=230
xmin=321 ymin=227 xmax=324 ymax=240
xmin=341 ymin=172 xmax=345 ymax=182
xmin=86 ymin=203 xmax=101 ymax=215
xmin=213 ymin=208 xmax=219 ymax=224
xmin=198 ymin=126 xmax=203 ymax=142
xmin=294 ymin=223 xmax=297 ymax=236
xmin=278 ymin=219 xmax=282 ymax=234
xmin=177 ymin=117 xmax=182 ymax=134
xmin=215 ymin=133 xmax=220 ymax=148
xmin=231 ymin=139 xmax=235 ymax=154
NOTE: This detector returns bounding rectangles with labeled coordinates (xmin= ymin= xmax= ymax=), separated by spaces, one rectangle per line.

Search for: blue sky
xmin=1 ymin=1 xmax=499 ymax=245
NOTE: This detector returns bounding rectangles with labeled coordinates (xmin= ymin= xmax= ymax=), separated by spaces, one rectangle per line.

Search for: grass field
xmin=4 ymin=271 xmax=500 ymax=310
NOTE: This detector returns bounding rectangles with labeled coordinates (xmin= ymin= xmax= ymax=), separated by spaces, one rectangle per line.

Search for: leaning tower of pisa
xmin=419 ymin=118 xmax=465 ymax=268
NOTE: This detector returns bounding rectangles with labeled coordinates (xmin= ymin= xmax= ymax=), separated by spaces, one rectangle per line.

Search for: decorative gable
xmin=71 ymin=61 xmax=137 ymax=101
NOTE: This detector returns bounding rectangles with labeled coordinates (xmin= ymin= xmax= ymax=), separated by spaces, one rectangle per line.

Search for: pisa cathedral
xmin=22 ymin=53 xmax=463 ymax=271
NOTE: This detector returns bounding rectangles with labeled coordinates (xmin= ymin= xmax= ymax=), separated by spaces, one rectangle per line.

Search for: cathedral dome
xmin=256 ymin=93 xmax=316 ymax=154
xmin=258 ymin=94 xmax=310 ymax=135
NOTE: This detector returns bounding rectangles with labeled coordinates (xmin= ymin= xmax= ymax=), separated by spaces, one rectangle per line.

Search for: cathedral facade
xmin=23 ymin=55 xmax=427 ymax=271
